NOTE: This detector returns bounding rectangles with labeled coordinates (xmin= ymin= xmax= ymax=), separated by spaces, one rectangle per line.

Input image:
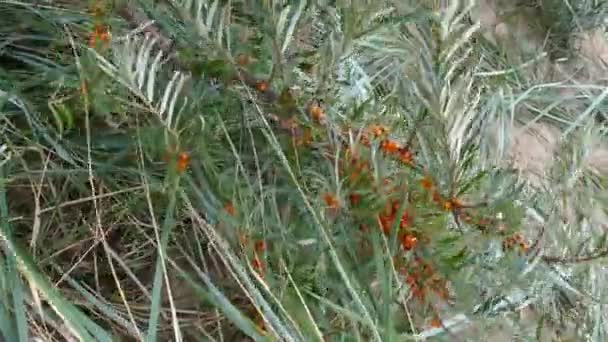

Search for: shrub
xmin=1 ymin=0 xmax=607 ymax=340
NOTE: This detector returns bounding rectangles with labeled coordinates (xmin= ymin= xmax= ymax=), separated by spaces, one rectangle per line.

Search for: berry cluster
xmin=502 ymin=233 xmax=530 ymax=254
xmin=88 ymin=3 xmax=111 ymax=48
xmin=211 ymin=58 xmax=531 ymax=334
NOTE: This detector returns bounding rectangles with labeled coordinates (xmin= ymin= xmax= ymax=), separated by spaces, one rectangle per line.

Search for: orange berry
xmin=398 ymin=148 xmax=413 ymax=164
xmin=399 ymin=212 xmax=411 ymax=229
xmin=400 ymin=234 xmax=417 ymax=250
xmin=88 ymin=24 xmax=110 ymax=47
xmin=431 ymin=191 xmax=443 ymax=204
xmin=368 ymin=124 xmax=388 ymax=138
xmin=176 ymin=152 xmax=190 ymax=173
xmin=420 ymin=177 xmax=433 ymax=190
xmin=323 ymin=192 xmax=339 ymax=209
xmin=224 ymin=202 xmax=236 ymax=216
xmin=443 ymin=200 xmax=453 ymax=211
xmin=429 ymin=318 xmax=442 ymax=328
xmin=309 ymin=105 xmax=325 ymax=122
xmin=349 ymin=193 xmax=361 ymax=206
xmin=254 ymin=240 xmax=266 ymax=253
xmin=380 ymin=139 xmax=402 ymax=154
xmin=379 ymin=215 xmax=394 ymax=235
xmin=99 ymin=31 xmax=110 ymax=42
xmin=255 ymin=81 xmax=269 ymax=92
xmin=412 ymin=286 xmax=425 ymax=300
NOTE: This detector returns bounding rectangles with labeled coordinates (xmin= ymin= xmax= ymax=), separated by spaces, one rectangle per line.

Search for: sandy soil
xmin=472 ymin=0 xmax=608 ymax=189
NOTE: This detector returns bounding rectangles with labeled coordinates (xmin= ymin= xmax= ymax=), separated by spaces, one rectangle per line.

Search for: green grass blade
xmin=146 ymin=174 xmax=179 ymax=341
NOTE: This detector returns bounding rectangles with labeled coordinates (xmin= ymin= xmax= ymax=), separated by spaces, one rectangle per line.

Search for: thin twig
xmin=542 ymin=246 xmax=608 ymax=264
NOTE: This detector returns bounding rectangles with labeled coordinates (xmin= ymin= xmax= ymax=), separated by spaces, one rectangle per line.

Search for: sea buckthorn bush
xmin=1 ymin=0 xmax=607 ymax=341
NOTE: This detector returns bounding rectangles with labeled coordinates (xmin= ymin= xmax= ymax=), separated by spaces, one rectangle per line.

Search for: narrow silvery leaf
xmin=159 ymin=72 xmax=181 ymax=124
xmin=146 ymin=51 xmax=164 ymax=102
xmin=206 ymin=0 xmax=219 ymax=34
xmin=282 ymin=0 xmax=307 ymax=55
xmin=276 ymin=5 xmax=291 ymax=43
xmin=167 ymin=74 xmax=188 ymax=128
xmin=136 ymin=35 xmax=158 ymax=90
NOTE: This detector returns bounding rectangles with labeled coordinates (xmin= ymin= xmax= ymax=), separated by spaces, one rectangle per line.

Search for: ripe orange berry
xmin=176 ymin=152 xmax=190 ymax=173
xmin=431 ymin=190 xmax=443 ymax=204
xmin=323 ymin=192 xmax=339 ymax=209
xmin=379 ymin=214 xmax=394 ymax=235
xmin=254 ymin=240 xmax=267 ymax=253
xmin=429 ymin=318 xmax=442 ymax=328
xmin=349 ymin=193 xmax=361 ymax=206
xmin=309 ymin=105 xmax=325 ymax=122
xmin=88 ymin=24 xmax=110 ymax=48
xmin=368 ymin=124 xmax=388 ymax=138
xmin=443 ymin=200 xmax=453 ymax=211
xmin=397 ymin=148 xmax=413 ymax=164
xmin=255 ymin=81 xmax=269 ymax=92
xmin=380 ymin=139 xmax=402 ymax=154
xmin=399 ymin=212 xmax=411 ymax=229
xmin=400 ymin=234 xmax=417 ymax=250
xmin=420 ymin=176 xmax=434 ymax=190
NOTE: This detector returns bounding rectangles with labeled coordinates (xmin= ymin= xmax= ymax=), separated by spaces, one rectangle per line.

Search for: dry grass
xmin=1 ymin=1 xmax=607 ymax=341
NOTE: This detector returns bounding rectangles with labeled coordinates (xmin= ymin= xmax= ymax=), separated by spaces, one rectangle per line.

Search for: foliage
xmin=0 ymin=0 xmax=607 ymax=341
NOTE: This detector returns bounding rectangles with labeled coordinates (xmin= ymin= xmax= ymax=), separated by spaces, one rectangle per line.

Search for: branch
xmin=542 ymin=246 xmax=608 ymax=264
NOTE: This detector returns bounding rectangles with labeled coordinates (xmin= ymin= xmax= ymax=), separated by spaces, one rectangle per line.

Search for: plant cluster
xmin=0 ymin=0 xmax=607 ymax=341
